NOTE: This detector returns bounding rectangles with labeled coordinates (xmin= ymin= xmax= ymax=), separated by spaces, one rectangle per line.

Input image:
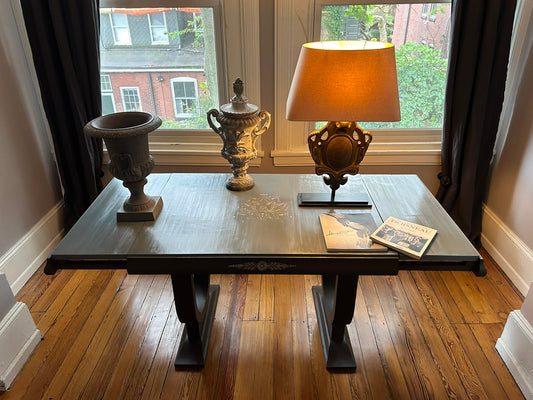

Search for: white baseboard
xmin=0 ymin=201 xmax=65 ymax=294
xmin=496 ymin=310 xmax=533 ymax=400
xmin=481 ymin=204 xmax=533 ymax=296
xmin=0 ymin=302 xmax=41 ymax=391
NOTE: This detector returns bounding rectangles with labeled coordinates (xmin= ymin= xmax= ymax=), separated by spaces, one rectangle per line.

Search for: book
xmin=370 ymin=216 xmax=437 ymax=259
xmin=319 ymin=213 xmax=388 ymax=252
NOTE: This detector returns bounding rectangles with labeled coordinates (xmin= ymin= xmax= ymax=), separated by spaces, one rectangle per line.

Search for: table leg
xmin=312 ymin=274 xmax=358 ymax=369
xmin=171 ymin=273 xmax=220 ymax=367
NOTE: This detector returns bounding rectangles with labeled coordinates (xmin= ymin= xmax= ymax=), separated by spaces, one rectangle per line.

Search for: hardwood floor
xmin=1 ymin=249 xmax=525 ymax=399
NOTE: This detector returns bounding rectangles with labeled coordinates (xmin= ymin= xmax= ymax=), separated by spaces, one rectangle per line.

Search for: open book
xmin=370 ymin=216 xmax=437 ymax=259
xmin=319 ymin=213 xmax=388 ymax=252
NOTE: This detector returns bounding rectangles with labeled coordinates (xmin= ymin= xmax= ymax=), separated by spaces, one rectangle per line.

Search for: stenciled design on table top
xmin=228 ymin=261 xmax=296 ymax=271
xmin=237 ymin=194 xmax=289 ymax=220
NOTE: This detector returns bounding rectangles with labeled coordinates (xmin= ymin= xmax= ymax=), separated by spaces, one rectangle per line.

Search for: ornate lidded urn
xmin=207 ymin=78 xmax=271 ymax=191
xmin=84 ymin=111 xmax=163 ymax=221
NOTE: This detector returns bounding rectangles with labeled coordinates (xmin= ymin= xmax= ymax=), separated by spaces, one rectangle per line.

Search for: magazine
xmin=370 ymin=216 xmax=437 ymax=259
xmin=319 ymin=213 xmax=388 ymax=252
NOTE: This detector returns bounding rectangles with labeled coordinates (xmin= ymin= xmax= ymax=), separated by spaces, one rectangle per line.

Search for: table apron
xmin=125 ymin=255 xmax=399 ymax=276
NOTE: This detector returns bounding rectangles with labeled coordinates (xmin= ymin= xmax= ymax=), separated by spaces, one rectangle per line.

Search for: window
xmin=317 ymin=2 xmax=450 ymax=130
xmin=99 ymin=0 xmax=261 ymax=166
xmin=109 ymin=12 xmax=131 ymax=45
xmin=100 ymin=74 xmax=116 ymax=115
xmin=171 ymin=77 xmax=199 ymax=118
xmin=148 ymin=12 xmax=169 ymax=44
xmin=273 ymin=0 xmax=448 ymax=167
xmin=120 ymin=87 xmax=142 ymax=111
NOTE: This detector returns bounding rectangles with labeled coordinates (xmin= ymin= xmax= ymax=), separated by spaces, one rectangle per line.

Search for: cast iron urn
xmin=84 ymin=111 xmax=163 ymax=221
xmin=208 ymin=78 xmax=271 ymax=191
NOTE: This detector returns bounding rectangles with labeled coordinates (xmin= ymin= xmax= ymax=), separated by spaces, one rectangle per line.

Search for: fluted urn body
xmin=208 ymin=79 xmax=271 ymax=191
xmin=84 ymin=112 xmax=163 ymax=221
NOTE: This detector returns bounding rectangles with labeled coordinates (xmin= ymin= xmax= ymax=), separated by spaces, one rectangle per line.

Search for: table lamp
xmin=286 ymin=41 xmax=400 ymax=206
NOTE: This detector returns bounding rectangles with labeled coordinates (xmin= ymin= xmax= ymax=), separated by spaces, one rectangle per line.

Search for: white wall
xmin=0 ymin=1 xmax=63 ymax=291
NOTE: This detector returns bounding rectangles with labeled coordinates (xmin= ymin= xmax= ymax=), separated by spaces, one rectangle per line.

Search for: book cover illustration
xmin=319 ymin=213 xmax=388 ymax=252
xmin=370 ymin=216 xmax=437 ymax=259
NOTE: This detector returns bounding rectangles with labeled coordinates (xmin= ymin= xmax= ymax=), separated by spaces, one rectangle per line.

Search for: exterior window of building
xmin=171 ymin=77 xmax=199 ymax=118
xmin=99 ymin=6 xmax=221 ymax=130
xmin=148 ymin=12 xmax=169 ymax=44
xmin=421 ymin=4 xmax=438 ymax=21
xmin=109 ymin=12 xmax=131 ymax=45
xmin=317 ymin=2 xmax=451 ymax=130
xmin=120 ymin=87 xmax=142 ymax=111
xmin=100 ymin=74 xmax=116 ymax=115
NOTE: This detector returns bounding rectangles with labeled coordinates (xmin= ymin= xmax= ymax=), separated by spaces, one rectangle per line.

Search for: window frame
xmin=109 ymin=12 xmax=132 ymax=45
xmin=100 ymin=74 xmax=116 ymax=114
xmin=148 ymin=12 xmax=169 ymax=44
xmin=271 ymin=0 xmax=448 ymax=167
xmin=100 ymin=0 xmax=263 ymax=167
xmin=171 ymin=77 xmax=199 ymax=118
xmin=120 ymin=86 xmax=142 ymax=111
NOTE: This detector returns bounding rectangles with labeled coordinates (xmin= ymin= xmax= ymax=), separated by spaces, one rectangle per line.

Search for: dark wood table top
xmin=47 ymin=173 xmax=482 ymax=275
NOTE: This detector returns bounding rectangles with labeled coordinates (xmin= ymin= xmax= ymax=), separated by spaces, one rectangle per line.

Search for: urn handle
xmin=207 ymin=109 xmax=221 ymax=136
xmin=254 ymin=110 xmax=271 ymax=138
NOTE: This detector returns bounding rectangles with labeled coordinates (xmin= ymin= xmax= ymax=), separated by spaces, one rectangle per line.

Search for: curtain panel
xmin=21 ymin=0 xmax=103 ymax=230
xmin=437 ymin=0 xmax=517 ymax=245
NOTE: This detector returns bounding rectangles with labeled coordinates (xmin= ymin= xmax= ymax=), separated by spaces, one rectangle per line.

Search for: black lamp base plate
xmin=297 ymin=193 xmax=372 ymax=207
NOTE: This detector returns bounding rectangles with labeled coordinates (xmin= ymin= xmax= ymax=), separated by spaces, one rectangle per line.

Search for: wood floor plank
xmin=438 ymin=271 xmax=482 ymax=324
xmin=423 ymin=270 xmax=466 ymax=324
xmin=234 ymin=321 xmax=274 ymax=400
xmin=409 ymin=271 xmax=490 ymax=399
xmin=350 ymin=284 xmax=391 ymax=400
xmin=451 ymin=271 xmax=502 ymax=324
xmin=358 ymin=276 xmax=412 ymax=400
xmin=60 ymin=273 xmax=140 ymax=400
xmin=292 ymin=320 xmax=314 ymax=400
xmin=376 ymin=274 xmax=450 ymax=399
xmin=120 ymin=277 xmax=175 ymax=400
xmin=479 ymin=249 xmax=524 ymax=310
xmin=470 ymin=323 xmax=525 ymax=400
xmin=401 ymin=271 xmax=470 ymax=399
xmin=259 ymin=274 xmax=275 ymax=321
xmin=308 ymin=319 xmax=334 ymax=400
xmin=139 ymin=305 xmax=181 ymax=400
xmin=195 ymin=275 xmax=243 ymax=399
xmin=211 ymin=274 xmax=247 ymax=399
xmin=453 ymin=323 xmax=509 ymax=399
xmin=42 ymin=270 xmax=128 ymax=400
xmin=273 ymin=275 xmax=296 ymax=400
xmin=100 ymin=275 xmax=169 ymax=400
xmin=243 ymin=274 xmax=261 ymax=321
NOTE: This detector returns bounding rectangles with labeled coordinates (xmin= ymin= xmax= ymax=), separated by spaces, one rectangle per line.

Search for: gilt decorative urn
xmin=207 ymin=78 xmax=271 ymax=191
xmin=84 ymin=111 xmax=163 ymax=221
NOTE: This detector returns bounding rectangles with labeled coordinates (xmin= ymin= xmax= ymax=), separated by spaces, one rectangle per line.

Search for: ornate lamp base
xmin=300 ymin=121 xmax=372 ymax=207
xmin=297 ymin=192 xmax=371 ymax=207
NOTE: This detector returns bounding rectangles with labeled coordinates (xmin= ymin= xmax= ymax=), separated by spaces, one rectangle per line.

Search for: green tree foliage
xmin=365 ymin=42 xmax=447 ymax=129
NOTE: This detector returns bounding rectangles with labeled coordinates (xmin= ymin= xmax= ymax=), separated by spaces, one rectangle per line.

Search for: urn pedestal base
xmin=226 ymin=174 xmax=254 ymax=191
xmin=117 ymin=196 xmax=163 ymax=222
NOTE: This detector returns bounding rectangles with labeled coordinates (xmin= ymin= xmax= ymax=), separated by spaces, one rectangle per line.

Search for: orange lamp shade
xmin=286 ymin=41 xmax=401 ymax=122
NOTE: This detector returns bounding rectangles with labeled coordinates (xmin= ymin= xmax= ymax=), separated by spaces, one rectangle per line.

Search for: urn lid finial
xmin=220 ymin=78 xmax=258 ymax=117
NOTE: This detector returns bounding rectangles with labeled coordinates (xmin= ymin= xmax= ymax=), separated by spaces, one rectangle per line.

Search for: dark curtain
xmin=21 ymin=0 xmax=103 ymax=230
xmin=436 ymin=0 xmax=517 ymax=246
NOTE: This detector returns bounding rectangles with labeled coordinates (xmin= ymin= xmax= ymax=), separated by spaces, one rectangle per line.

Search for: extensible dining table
xmin=45 ymin=173 xmax=483 ymax=369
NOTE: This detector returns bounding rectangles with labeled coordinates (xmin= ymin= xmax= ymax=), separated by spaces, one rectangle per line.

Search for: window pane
xmin=102 ymin=94 xmax=116 ymax=115
xmin=319 ymin=3 xmax=451 ymax=129
xmin=149 ymin=13 xmax=165 ymax=26
xmin=100 ymin=7 xmax=220 ymax=129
